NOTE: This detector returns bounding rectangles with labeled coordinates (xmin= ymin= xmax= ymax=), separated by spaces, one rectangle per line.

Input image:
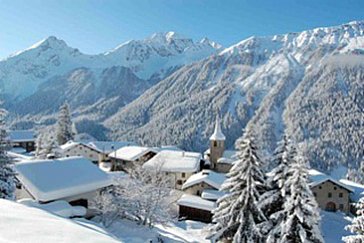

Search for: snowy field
xmin=321 ymin=211 xmax=352 ymax=243
xmin=0 ymin=198 xmax=354 ymax=242
xmin=106 ymin=219 xmax=209 ymax=243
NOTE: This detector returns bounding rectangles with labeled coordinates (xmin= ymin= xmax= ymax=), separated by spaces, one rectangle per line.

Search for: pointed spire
xmin=210 ymin=115 xmax=226 ymax=141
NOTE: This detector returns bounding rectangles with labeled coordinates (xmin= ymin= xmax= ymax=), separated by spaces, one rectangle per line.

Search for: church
xmin=204 ymin=116 xmax=237 ymax=173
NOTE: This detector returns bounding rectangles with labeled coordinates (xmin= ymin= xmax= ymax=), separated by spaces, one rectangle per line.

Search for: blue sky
xmin=0 ymin=0 xmax=363 ymax=58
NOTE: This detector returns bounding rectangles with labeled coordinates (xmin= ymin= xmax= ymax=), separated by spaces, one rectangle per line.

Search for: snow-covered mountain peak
xmin=165 ymin=31 xmax=188 ymax=41
xmin=219 ymin=20 xmax=364 ymax=60
xmin=7 ymin=36 xmax=76 ymax=60
xmin=200 ymin=37 xmax=223 ymax=49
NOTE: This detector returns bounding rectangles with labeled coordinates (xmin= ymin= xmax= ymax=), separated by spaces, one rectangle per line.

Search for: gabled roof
xmin=338 ymin=179 xmax=364 ymax=201
xmin=177 ymin=194 xmax=216 ymax=212
xmin=143 ymin=150 xmax=201 ymax=173
xmin=109 ymin=146 xmax=157 ymax=161
xmin=182 ymin=170 xmax=226 ymax=190
xmin=87 ymin=141 xmax=136 ymax=154
xmin=59 ymin=141 xmax=101 ymax=153
xmin=14 ymin=157 xmax=112 ymax=202
xmin=9 ymin=130 xmax=35 ymax=142
xmin=309 ymin=169 xmax=354 ymax=193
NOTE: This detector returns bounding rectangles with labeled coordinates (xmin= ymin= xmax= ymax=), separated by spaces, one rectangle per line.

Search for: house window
xmin=177 ymin=180 xmax=183 ymax=185
xmin=182 ymin=173 xmax=186 ymax=178
xmin=319 ymin=186 xmax=322 ymax=189
xmin=339 ymin=204 xmax=344 ymax=211
xmin=69 ymin=199 xmax=88 ymax=208
xmin=197 ymin=190 xmax=200 ymax=196
xmin=339 ymin=192 xmax=343 ymax=198
xmin=334 ymin=187 xmax=337 ymax=190
xmin=313 ymin=192 xmax=317 ymax=197
xmin=213 ymin=141 xmax=217 ymax=147
xmin=328 ymin=192 xmax=332 ymax=198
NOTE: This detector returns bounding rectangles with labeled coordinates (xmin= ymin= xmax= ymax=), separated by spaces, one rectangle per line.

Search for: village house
xmin=9 ymin=130 xmax=36 ymax=153
xmin=109 ymin=145 xmax=158 ymax=172
xmin=182 ymin=170 xmax=225 ymax=197
xmin=143 ymin=150 xmax=203 ymax=189
xmin=59 ymin=141 xmax=103 ymax=164
xmin=309 ymin=169 xmax=354 ymax=214
xmin=14 ymin=156 xmax=112 ymax=215
xmin=87 ymin=141 xmax=136 ymax=163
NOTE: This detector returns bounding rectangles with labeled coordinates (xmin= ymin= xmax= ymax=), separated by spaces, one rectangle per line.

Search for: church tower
xmin=209 ymin=115 xmax=225 ymax=170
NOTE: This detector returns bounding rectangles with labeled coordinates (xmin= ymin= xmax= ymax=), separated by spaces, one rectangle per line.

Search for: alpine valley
xmin=2 ymin=21 xmax=364 ymax=174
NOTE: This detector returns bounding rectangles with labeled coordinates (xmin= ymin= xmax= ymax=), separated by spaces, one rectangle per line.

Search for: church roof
xmin=209 ymin=115 xmax=225 ymax=141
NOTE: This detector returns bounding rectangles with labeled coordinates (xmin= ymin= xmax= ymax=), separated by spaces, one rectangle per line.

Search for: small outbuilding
xmin=177 ymin=194 xmax=216 ymax=223
xmin=9 ymin=130 xmax=36 ymax=153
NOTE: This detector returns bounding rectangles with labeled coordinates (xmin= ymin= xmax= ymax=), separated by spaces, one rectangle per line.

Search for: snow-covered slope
xmin=0 ymin=199 xmax=119 ymax=242
xmin=0 ymin=32 xmax=221 ymax=100
xmin=105 ymin=20 xmax=364 ymax=172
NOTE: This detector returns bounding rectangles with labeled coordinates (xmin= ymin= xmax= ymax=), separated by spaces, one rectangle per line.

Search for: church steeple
xmin=209 ymin=114 xmax=225 ymax=170
xmin=210 ymin=115 xmax=226 ymax=141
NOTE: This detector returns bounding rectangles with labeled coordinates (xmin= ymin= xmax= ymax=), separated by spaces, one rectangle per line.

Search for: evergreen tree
xmin=280 ymin=154 xmax=323 ymax=243
xmin=208 ymin=135 xmax=267 ymax=243
xmin=56 ymin=102 xmax=74 ymax=145
xmin=343 ymin=197 xmax=364 ymax=242
xmin=259 ymin=136 xmax=293 ymax=242
xmin=0 ymin=110 xmax=15 ymax=199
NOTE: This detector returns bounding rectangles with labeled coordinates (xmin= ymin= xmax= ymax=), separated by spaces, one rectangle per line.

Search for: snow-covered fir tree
xmin=0 ymin=109 xmax=15 ymax=199
xmin=343 ymin=197 xmax=364 ymax=242
xmin=280 ymin=154 xmax=323 ymax=243
xmin=208 ymin=134 xmax=267 ymax=243
xmin=56 ymin=102 xmax=74 ymax=145
xmin=259 ymin=136 xmax=293 ymax=242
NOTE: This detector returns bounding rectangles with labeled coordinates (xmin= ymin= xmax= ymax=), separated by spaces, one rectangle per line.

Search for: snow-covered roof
xmin=201 ymin=189 xmax=225 ymax=201
xmin=59 ymin=141 xmax=101 ymax=153
xmin=7 ymin=151 xmax=33 ymax=161
xmin=210 ymin=116 xmax=225 ymax=141
xmin=109 ymin=146 xmax=156 ymax=161
xmin=59 ymin=141 xmax=82 ymax=150
xmin=143 ymin=150 xmax=202 ymax=173
xmin=338 ymin=179 xmax=364 ymax=202
xmin=309 ymin=169 xmax=354 ymax=192
xmin=0 ymin=199 xmax=119 ymax=243
xmin=177 ymin=194 xmax=216 ymax=211
xmin=88 ymin=141 xmax=136 ymax=154
xmin=9 ymin=130 xmax=35 ymax=142
xmin=182 ymin=170 xmax=226 ymax=190
xmin=18 ymin=199 xmax=86 ymax=218
xmin=14 ymin=156 xmax=112 ymax=202
xmin=204 ymin=149 xmax=237 ymax=164
xmin=154 ymin=145 xmax=183 ymax=152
